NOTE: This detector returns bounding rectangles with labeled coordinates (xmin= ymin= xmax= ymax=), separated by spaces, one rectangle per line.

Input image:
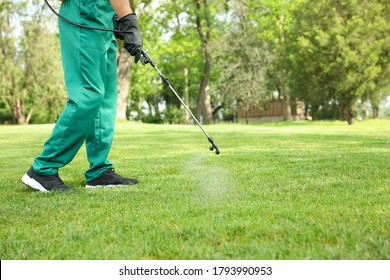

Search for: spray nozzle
xmin=208 ymin=137 xmax=220 ymax=155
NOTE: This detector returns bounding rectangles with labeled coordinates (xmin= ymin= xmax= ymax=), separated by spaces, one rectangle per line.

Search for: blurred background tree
xmin=287 ymin=0 xmax=390 ymax=124
xmin=1 ymin=0 xmax=389 ymax=125
xmin=0 ymin=0 xmax=65 ymax=124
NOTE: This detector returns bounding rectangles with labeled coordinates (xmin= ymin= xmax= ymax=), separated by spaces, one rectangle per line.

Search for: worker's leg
xmin=85 ymin=37 xmax=118 ymax=182
xmin=32 ymin=0 xmax=112 ymax=175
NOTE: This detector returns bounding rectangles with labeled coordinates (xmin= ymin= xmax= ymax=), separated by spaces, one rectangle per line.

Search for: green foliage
xmin=287 ymin=0 xmax=390 ymax=122
xmin=131 ymin=0 xmax=390 ymax=124
xmin=0 ymin=100 xmax=12 ymax=124
xmin=1 ymin=0 xmax=389 ymax=124
xmin=130 ymin=0 xmax=204 ymax=120
xmin=140 ymin=113 xmax=163 ymax=124
xmin=0 ymin=0 xmax=65 ymax=124
xmin=1 ymin=121 xmax=390 ymax=259
xmin=164 ymin=104 xmax=185 ymax=124
xmin=215 ymin=1 xmax=274 ymax=116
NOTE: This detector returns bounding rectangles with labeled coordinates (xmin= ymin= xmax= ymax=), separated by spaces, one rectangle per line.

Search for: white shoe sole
xmin=22 ymin=173 xmax=49 ymax=192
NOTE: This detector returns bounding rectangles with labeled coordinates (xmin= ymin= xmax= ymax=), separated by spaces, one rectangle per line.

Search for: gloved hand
xmin=115 ymin=13 xmax=143 ymax=63
xmin=113 ymin=16 xmax=124 ymax=40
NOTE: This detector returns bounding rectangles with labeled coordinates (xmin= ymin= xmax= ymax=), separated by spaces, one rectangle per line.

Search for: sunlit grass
xmin=0 ymin=120 xmax=389 ymax=259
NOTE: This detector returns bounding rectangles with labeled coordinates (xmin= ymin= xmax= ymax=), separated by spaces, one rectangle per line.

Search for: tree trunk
xmin=195 ymin=52 xmax=213 ymax=124
xmin=278 ymin=14 xmax=292 ymax=121
xmin=194 ymin=0 xmax=213 ymax=124
xmin=341 ymin=99 xmax=356 ymax=125
xmin=347 ymin=109 xmax=355 ymax=125
xmin=25 ymin=107 xmax=34 ymax=124
xmin=245 ymin=103 xmax=249 ymax=124
xmin=115 ymin=2 xmax=151 ymax=121
xmin=183 ymin=66 xmax=190 ymax=124
xmin=12 ymin=99 xmax=26 ymax=124
xmin=372 ymin=105 xmax=379 ymax=119
xmin=283 ymin=92 xmax=292 ymax=121
xmin=277 ymin=80 xmax=291 ymax=121
xmin=116 ymin=47 xmax=132 ymax=121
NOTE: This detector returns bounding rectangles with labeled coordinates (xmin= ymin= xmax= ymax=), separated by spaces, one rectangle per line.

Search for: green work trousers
xmin=33 ymin=0 xmax=117 ymax=181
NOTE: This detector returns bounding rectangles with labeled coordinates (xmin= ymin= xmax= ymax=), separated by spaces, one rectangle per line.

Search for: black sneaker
xmin=22 ymin=167 xmax=72 ymax=192
xmin=86 ymin=168 xmax=139 ymax=188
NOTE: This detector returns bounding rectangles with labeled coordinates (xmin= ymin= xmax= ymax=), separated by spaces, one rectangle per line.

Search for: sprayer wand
xmin=43 ymin=1 xmax=219 ymax=154
xmin=140 ymin=50 xmax=220 ymax=155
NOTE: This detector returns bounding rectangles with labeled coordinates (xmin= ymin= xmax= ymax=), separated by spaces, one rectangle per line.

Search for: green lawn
xmin=0 ymin=120 xmax=389 ymax=259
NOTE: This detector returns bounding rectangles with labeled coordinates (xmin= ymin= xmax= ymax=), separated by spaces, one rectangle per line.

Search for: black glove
xmin=115 ymin=13 xmax=143 ymax=63
xmin=113 ymin=16 xmax=124 ymax=40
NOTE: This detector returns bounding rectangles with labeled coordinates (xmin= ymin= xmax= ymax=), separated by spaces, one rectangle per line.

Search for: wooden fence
xmin=238 ymin=99 xmax=304 ymax=122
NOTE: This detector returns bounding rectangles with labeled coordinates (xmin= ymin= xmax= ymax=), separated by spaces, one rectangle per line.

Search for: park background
xmin=0 ymin=0 xmax=389 ymax=260
xmin=1 ymin=0 xmax=390 ymax=125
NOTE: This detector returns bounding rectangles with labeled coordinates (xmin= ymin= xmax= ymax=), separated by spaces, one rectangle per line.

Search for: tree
xmin=128 ymin=0 xmax=216 ymax=124
xmin=193 ymin=0 xmax=213 ymax=124
xmin=0 ymin=0 xmax=65 ymax=124
xmin=215 ymin=0 xmax=272 ymax=124
xmin=143 ymin=0 xmax=223 ymax=125
xmin=243 ymin=0 xmax=302 ymax=121
xmin=116 ymin=0 xmax=153 ymax=121
xmin=148 ymin=0 xmax=200 ymax=124
xmin=288 ymin=0 xmax=390 ymax=124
